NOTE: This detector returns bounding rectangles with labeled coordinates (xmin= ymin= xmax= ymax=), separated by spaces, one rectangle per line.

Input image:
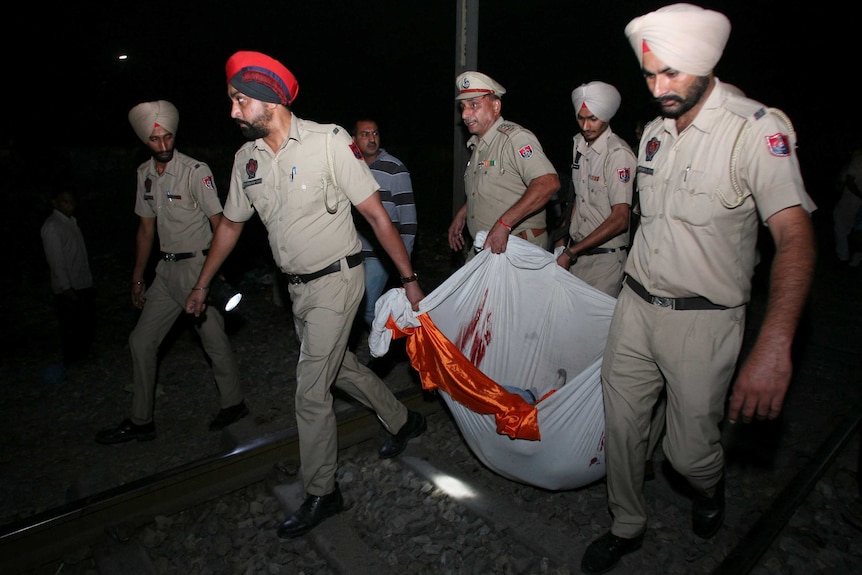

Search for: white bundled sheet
xmin=370 ymin=233 xmax=617 ymax=490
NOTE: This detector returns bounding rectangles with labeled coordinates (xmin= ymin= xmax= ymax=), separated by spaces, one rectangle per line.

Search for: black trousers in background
xmin=55 ymin=287 xmax=96 ymax=365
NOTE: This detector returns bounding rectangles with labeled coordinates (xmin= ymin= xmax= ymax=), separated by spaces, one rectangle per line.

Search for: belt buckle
xmin=651 ymin=296 xmax=674 ymax=308
xmin=164 ymin=253 xmax=177 ymax=262
xmin=287 ymin=274 xmax=303 ymax=285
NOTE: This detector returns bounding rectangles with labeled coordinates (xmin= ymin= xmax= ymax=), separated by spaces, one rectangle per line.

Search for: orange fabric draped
xmin=386 ymin=314 xmax=541 ymax=440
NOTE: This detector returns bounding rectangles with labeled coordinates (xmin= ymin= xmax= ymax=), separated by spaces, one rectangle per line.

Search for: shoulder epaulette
xmin=727 ymin=101 xmax=797 ymax=205
xmin=723 ymin=96 xmax=765 ymax=122
xmin=299 ymin=119 xmax=341 ymax=136
xmin=497 ymin=122 xmax=521 ymax=136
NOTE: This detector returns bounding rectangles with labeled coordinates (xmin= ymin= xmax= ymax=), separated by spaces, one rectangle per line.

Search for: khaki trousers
xmin=569 ymin=251 xmax=627 ymax=298
xmin=129 ymin=256 xmax=241 ymax=424
xmin=289 ymin=258 xmax=408 ymax=496
xmin=600 ymin=285 xmax=744 ymax=538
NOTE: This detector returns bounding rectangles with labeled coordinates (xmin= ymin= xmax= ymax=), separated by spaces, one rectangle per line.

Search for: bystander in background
xmin=833 ymin=141 xmax=862 ymax=269
xmin=351 ymin=118 xmax=417 ymax=376
xmin=40 ymin=189 xmax=96 ymax=377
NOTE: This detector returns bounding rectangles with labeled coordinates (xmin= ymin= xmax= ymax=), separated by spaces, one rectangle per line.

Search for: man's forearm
xmin=196 ymin=219 xmax=243 ymax=288
xmin=759 ymin=208 xmax=816 ymax=348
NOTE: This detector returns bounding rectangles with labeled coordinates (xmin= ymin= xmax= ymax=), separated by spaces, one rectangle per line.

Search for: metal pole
xmin=453 ymin=0 xmax=479 ymax=219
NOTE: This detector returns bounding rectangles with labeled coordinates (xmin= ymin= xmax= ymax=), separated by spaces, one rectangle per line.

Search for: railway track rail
xmin=0 ymin=391 xmax=435 ymax=574
xmin=2 ymin=392 xmax=860 ymax=574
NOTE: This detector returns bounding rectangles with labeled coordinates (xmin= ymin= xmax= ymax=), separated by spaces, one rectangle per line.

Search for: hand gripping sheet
xmin=370 ymin=232 xmax=617 ymax=490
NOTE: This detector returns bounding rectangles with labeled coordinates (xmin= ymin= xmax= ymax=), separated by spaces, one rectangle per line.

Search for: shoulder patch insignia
xmin=645 ymin=136 xmax=661 ymax=162
xmin=765 ymin=133 xmax=791 ymax=157
xmin=246 ymin=158 xmax=258 ymax=179
xmin=497 ymin=122 xmax=517 ymax=135
xmin=518 ymin=145 xmax=533 ymax=159
xmin=617 ymin=168 xmax=631 ymax=183
xmin=202 ymin=175 xmax=215 ymax=190
xmin=349 ymin=141 xmax=363 ymax=160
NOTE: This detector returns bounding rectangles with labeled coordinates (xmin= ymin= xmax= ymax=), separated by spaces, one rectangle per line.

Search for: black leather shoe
xmin=95 ymin=419 xmax=156 ymax=444
xmin=581 ymin=531 xmax=644 ymax=574
xmin=276 ymin=484 xmax=344 ymax=538
xmin=692 ymin=475 xmax=725 ymax=538
xmin=209 ymin=400 xmax=249 ymax=431
xmin=379 ymin=410 xmax=427 ymax=459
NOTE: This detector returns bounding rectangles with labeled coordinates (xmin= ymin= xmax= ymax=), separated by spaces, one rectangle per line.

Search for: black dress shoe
xmin=276 ymin=484 xmax=344 ymax=539
xmin=692 ymin=475 xmax=725 ymax=538
xmin=581 ymin=531 xmax=644 ymax=574
xmin=379 ymin=410 xmax=427 ymax=459
xmin=209 ymin=400 xmax=249 ymax=431
xmin=95 ymin=419 xmax=156 ymax=444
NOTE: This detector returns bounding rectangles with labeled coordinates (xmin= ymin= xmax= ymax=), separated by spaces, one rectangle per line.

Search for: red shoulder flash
xmin=765 ymin=133 xmax=791 ymax=157
xmin=349 ymin=141 xmax=363 ymax=160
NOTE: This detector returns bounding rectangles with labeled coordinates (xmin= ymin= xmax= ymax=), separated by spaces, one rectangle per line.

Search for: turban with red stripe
xmin=225 ymin=51 xmax=299 ymax=105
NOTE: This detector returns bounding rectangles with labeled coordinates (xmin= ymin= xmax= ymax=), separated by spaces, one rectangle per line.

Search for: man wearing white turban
xmin=555 ymin=81 xmax=635 ymax=298
xmin=128 ymin=100 xmax=179 ymax=145
xmin=95 ymin=101 xmax=247 ymax=445
xmin=581 ymin=4 xmax=817 ymax=573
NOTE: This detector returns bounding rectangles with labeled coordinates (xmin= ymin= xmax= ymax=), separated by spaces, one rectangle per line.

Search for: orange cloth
xmin=386 ymin=314 xmax=541 ymax=440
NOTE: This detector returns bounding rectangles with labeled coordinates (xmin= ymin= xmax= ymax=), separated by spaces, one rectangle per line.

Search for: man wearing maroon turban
xmin=186 ymin=51 xmax=427 ymax=539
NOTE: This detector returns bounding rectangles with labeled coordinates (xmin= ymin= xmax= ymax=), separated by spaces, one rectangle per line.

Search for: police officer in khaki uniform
xmin=184 ymin=51 xmax=426 ymax=539
xmin=581 ymin=5 xmax=817 ymax=574
xmin=448 ymin=71 xmax=560 ymax=259
xmin=555 ymin=81 xmax=635 ymax=298
xmin=96 ymin=101 xmax=246 ymax=445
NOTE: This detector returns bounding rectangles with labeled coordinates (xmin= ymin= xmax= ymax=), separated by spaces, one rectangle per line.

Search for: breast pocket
xmin=586 ymin=181 xmax=608 ymax=210
xmin=287 ymin=176 xmax=331 ymax=218
xmin=245 ymin=185 xmax=274 ymax=223
xmin=667 ymin=170 xmax=719 ymax=227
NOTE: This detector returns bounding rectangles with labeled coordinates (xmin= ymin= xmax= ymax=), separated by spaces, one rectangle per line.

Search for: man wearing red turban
xmin=186 ymin=51 xmax=427 ymax=539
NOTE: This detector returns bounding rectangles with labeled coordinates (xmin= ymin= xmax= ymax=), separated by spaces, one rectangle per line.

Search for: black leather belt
xmin=286 ymin=253 xmax=363 ymax=285
xmin=583 ymin=246 xmax=627 ymax=256
xmin=515 ymin=228 xmax=546 ymax=240
xmin=625 ymin=275 xmax=728 ymax=311
xmin=162 ymin=249 xmax=209 ymax=262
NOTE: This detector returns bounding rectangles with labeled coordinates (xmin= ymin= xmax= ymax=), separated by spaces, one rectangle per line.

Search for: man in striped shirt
xmin=351 ymin=119 xmax=417 ymax=330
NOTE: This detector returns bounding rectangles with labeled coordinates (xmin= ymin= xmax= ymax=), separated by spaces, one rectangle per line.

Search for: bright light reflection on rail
xmin=429 ymin=471 xmax=476 ymax=499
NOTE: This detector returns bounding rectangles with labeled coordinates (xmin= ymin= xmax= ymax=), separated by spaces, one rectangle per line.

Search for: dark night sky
xmin=4 ymin=0 xmax=859 ymax=208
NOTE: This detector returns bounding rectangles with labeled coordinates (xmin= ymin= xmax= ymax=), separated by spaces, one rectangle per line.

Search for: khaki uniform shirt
xmin=133 ymin=150 xmax=223 ymax=253
xmin=463 ymin=116 xmax=557 ymax=238
xmin=569 ymin=127 xmax=636 ymax=249
xmin=224 ymin=114 xmax=377 ymax=274
xmin=628 ymin=81 xmax=817 ymax=308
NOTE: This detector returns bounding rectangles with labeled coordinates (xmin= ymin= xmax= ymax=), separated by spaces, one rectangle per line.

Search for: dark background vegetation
xmin=0 ymin=0 xmax=857 ymax=335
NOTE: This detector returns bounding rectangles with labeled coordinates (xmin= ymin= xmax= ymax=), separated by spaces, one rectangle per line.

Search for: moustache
xmin=655 ymin=95 xmax=683 ymax=105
